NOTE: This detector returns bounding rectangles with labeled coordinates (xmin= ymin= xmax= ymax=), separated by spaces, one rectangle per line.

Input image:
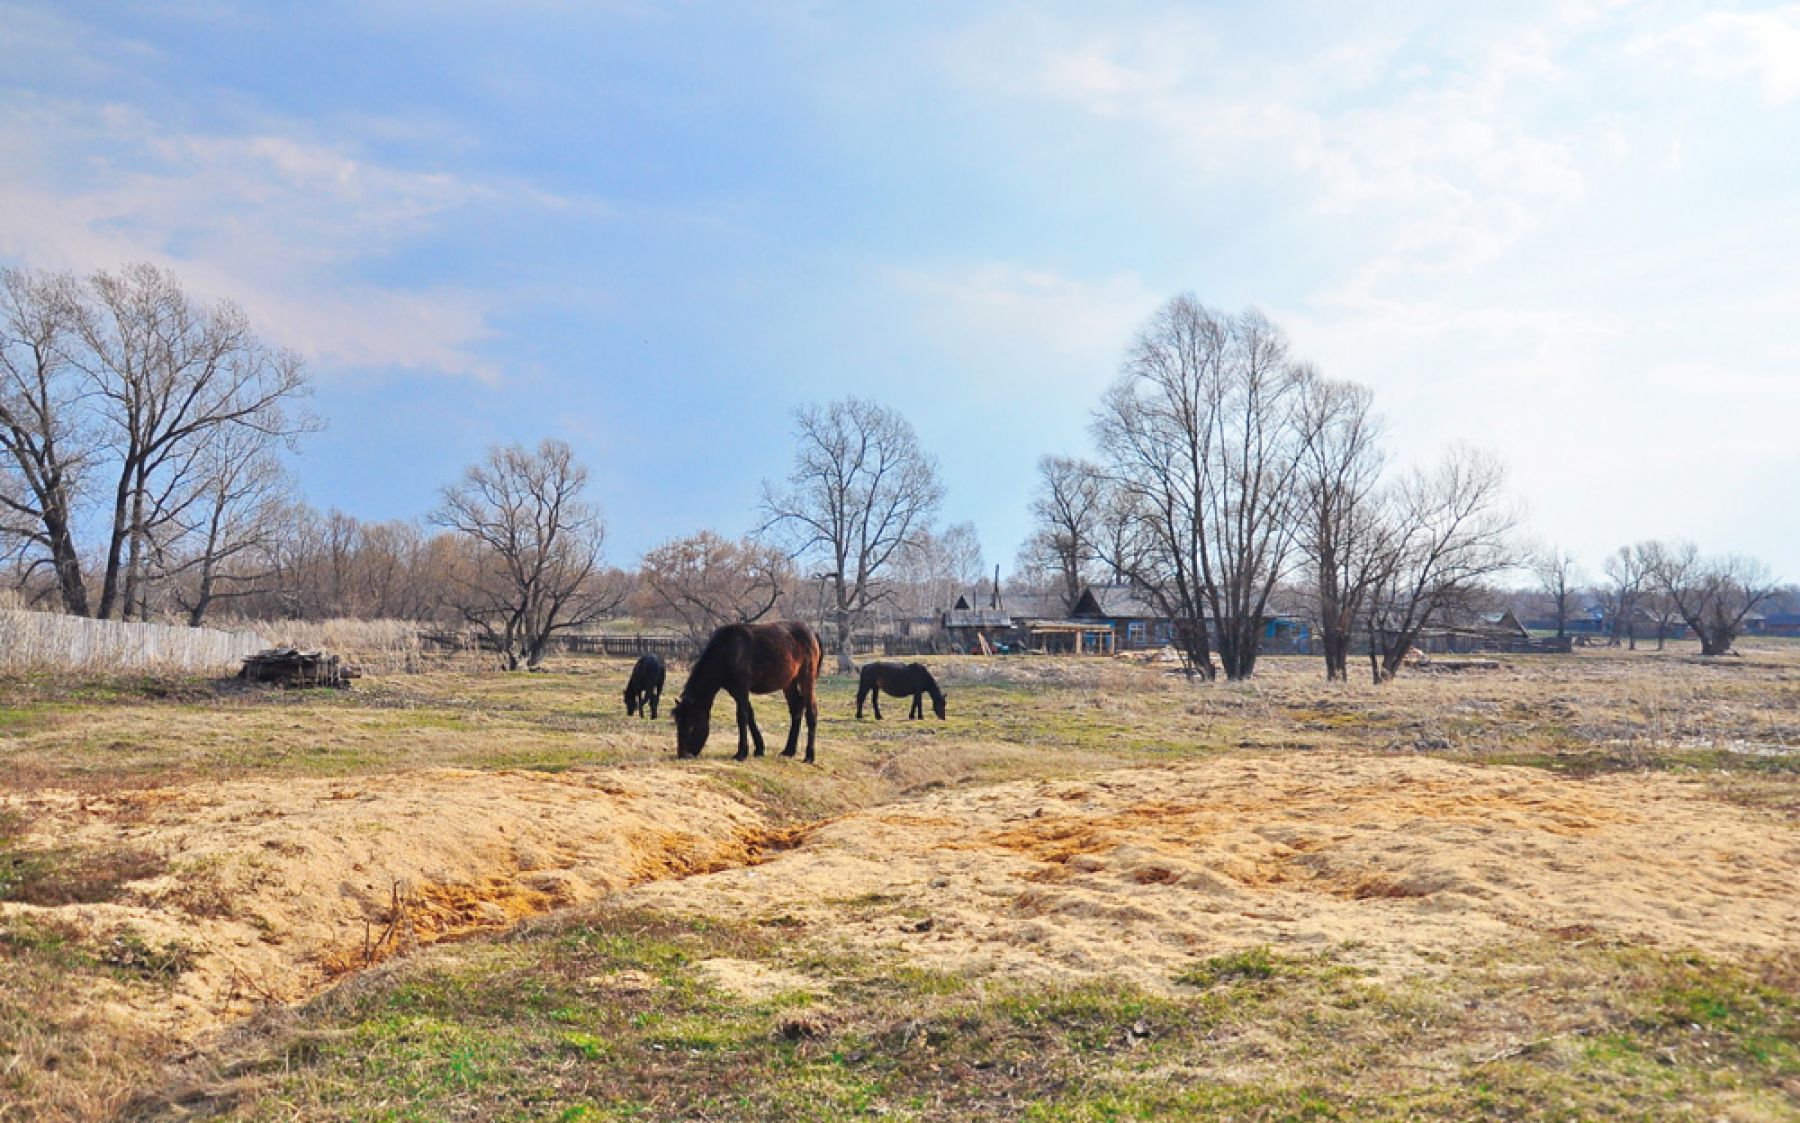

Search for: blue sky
xmin=4 ymin=1 xmax=1799 ymax=580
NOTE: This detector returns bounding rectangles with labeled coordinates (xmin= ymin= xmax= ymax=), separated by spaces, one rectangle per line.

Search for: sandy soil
xmin=6 ymin=751 xmax=1796 ymax=1049
xmin=624 ymin=754 xmax=1800 ymax=988
xmin=2 ymin=767 xmax=775 ymax=1043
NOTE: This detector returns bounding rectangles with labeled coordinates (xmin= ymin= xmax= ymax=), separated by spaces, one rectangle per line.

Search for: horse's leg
xmin=856 ymin=682 xmax=867 ymax=720
xmin=781 ymin=684 xmax=803 ymax=757
xmin=648 ymin=687 xmax=659 ymax=721
xmin=737 ymin=689 xmax=766 ymax=758
xmin=731 ymin=689 xmax=752 ymax=761
xmin=871 ymin=687 xmax=882 ymax=721
xmin=910 ymin=692 xmax=922 ymax=720
xmin=803 ymin=683 xmax=818 ymax=764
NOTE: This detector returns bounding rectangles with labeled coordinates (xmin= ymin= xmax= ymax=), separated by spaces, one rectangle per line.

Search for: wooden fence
xmin=417 ymin=629 xmax=941 ymax=662
xmin=558 ymin=633 xmax=697 ymax=660
xmin=0 ymin=611 xmax=266 ymax=674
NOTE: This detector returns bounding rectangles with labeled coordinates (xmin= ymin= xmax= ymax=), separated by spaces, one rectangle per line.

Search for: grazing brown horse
xmin=856 ymin=661 xmax=946 ymax=720
xmin=623 ymin=654 xmax=665 ymax=719
xmin=672 ymin=622 xmax=821 ymax=763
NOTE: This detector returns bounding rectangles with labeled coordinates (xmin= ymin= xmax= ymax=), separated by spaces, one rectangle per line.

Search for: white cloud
xmin=931 ymin=4 xmax=1800 ymax=570
xmin=0 ymin=95 xmax=600 ymax=381
xmin=1637 ymin=6 xmax=1800 ymax=105
xmin=946 ymin=6 xmax=1605 ymax=294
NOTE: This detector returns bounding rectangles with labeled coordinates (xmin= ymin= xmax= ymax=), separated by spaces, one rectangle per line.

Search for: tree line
xmin=1013 ymin=294 xmax=1517 ymax=683
xmin=1016 ymin=294 xmax=1785 ymax=683
xmin=2 ymin=266 xmax=1782 ymax=676
xmin=1526 ymin=540 xmax=1784 ymax=659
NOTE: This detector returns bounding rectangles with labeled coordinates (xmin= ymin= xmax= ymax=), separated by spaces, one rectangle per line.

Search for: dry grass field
xmin=2 ymin=644 xmax=1797 ymax=1121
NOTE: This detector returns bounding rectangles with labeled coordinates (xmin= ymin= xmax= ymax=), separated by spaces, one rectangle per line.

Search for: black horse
xmin=856 ymin=661 xmax=946 ymax=721
xmin=623 ymin=654 xmax=665 ymax=719
xmin=672 ymin=622 xmax=821 ymax=762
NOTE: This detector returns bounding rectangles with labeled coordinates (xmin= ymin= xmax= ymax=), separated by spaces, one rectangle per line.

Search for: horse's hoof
xmin=733 ymin=752 xmax=748 ymax=762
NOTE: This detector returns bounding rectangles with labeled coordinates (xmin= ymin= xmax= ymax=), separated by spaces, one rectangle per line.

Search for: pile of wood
xmin=1412 ymin=658 xmax=1501 ymax=674
xmin=239 ymin=648 xmax=359 ymax=688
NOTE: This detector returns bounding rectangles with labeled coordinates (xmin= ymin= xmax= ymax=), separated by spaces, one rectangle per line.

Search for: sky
xmin=3 ymin=1 xmax=1799 ymax=581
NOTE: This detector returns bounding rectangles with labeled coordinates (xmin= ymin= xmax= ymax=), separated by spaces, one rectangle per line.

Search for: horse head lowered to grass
xmin=855 ymin=661 xmax=946 ymax=721
xmin=623 ymin=654 xmax=664 ymax=719
xmin=671 ymin=621 xmax=821 ymax=763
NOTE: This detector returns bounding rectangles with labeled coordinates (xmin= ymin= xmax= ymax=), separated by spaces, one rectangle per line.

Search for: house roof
xmin=1071 ymin=583 xmax=1164 ymax=620
xmin=1480 ymin=610 xmax=1531 ymax=637
xmin=943 ymin=609 xmax=1013 ymax=629
xmin=1002 ymin=590 xmax=1072 ymax=621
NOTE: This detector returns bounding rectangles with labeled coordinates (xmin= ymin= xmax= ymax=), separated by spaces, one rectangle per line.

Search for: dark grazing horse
xmin=856 ymin=661 xmax=946 ymax=721
xmin=623 ymin=654 xmax=665 ymax=719
xmin=672 ymin=622 xmax=821 ymax=763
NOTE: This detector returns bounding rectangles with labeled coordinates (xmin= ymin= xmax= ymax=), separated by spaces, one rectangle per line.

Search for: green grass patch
xmin=125 ymin=907 xmax=1800 ymax=1121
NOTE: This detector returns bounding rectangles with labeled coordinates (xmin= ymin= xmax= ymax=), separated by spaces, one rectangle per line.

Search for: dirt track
xmin=6 ymin=750 xmax=1797 ymax=1047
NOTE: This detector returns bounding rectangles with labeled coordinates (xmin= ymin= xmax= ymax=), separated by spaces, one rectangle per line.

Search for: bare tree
xmin=760 ymin=398 xmax=943 ymax=673
xmin=634 ymin=530 xmax=791 ymax=643
xmin=1087 ymin=476 xmax=1149 ymax=588
xmin=1645 ymin=541 xmax=1778 ymax=657
xmin=0 ymin=268 xmax=93 ymax=614
xmin=1363 ymin=446 xmax=1517 ymax=682
xmin=1527 ymin=544 xmax=1582 ymax=639
xmin=1629 ymin=541 xmax=1684 ymax=650
xmin=70 ymin=263 xmax=314 ymax=620
xmin=1021 ymin=455 xmax=1105 ymax=611
xmin=433 ymin=440 xmax=621 ymax=669
xmin=167 ymin=423 xmax=293 ymax=626
xmin=1599 ymin=545 xmax=1648 ymax=649
xmin=246 ymin=505 xmax=467 ymax=623
xmin=1294 ymin=373 xmax=1386 ymax=681
xmin=348 ymin=519 xmax=445 ymax=621
xmin=893 ymin=521 xmax=984 ymax=620
xmin=1094 ymin=297 xmax=1308 ymax=680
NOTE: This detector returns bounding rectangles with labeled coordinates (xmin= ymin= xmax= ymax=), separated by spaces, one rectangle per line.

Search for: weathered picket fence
xmin=0 ymin=610 xmax=266 ymax=674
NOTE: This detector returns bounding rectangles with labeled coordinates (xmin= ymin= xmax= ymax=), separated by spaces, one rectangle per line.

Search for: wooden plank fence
xmin=558 ymin=633 xmax=696 ymax=660
xmin=417 ymin=629 xmax=942 ymax=661
xmin=417 ymin=631 xmax=699 ymax=660
xmin=0 ymin=611 xmax=266 ymax=674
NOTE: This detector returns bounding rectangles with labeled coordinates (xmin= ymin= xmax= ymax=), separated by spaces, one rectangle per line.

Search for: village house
xmin=1069 ymin=583 xmax=1173 ymax=651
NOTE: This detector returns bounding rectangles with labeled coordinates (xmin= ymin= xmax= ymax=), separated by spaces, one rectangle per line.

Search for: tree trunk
xmin=1175 ymin=615 xmax=1214 ymax=681
xmin=1321 ymin=627 xmax=1350 ymax=682
xmin=187 ymin=566 xmax=214 ymax=628
xmin=42 ymin=509 xmax=88 ymax=617
xmin=1374 ymin=625 xmax=1420 ymax=683
xmin=1698 ymin=626 xmax=1733 ymax=657
xmin=834 ymin=604 xmax=855 ymax=674
xmin=120 ymin=475 xmax=150 ymax=622
xmin=1216 ymin=617 xmax=1260 ymax=680
xmin=96 ymin=471 xmax=134 ymax=620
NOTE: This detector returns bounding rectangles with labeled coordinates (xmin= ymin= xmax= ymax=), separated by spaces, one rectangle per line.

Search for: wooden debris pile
xmin=239 ymin=648 xmax=360 ymax=688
